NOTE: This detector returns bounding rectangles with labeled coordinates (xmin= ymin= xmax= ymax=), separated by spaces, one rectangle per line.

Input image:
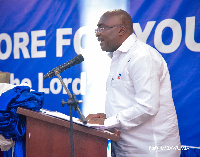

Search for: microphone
xmin=43 ymin=54 xmax=84 ymax=79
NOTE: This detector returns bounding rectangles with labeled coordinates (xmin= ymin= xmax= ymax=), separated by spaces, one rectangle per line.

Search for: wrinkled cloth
xmin=181 ymin=147 xmax=200 ymax=157
xmin=104 ymin=34 xmax=181 ymax=156
xmin=0 ymin=85 xmax=44 ymax=140
xmin=0 ymin=135 xmax=14 ymax=151
xmin=0 ymin=83 xmax=16 ymax=97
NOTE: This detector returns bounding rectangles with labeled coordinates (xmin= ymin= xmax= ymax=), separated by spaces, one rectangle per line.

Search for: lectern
xmin=17 ymin=107 xmax=120 ymax=157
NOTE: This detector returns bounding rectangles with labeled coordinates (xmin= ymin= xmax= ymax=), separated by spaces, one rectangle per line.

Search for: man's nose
xmin=95 ymin=31 xmax=101 ymax=37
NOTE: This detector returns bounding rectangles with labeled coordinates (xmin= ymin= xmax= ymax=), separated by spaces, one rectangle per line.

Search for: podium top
xmin=17 ymin=107 xmax=120 ymax=142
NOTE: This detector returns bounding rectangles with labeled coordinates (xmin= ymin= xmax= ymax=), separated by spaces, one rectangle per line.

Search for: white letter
xmin=133 ymin=21 xmax=156 ymax=43
xmin=63 ymin=78 xmax=72 ymax=94
xmin=74 ymin=26 xmax=88 ymax=55
xmin=14 ymin=32 xmax=30 ymax=59
xmin=21 ymin=78 xmax=32 ymax=88
xmin=185 ymin=16 xmax=200 ymax=52
xmin=80 ymin=72 xmax=86 ymax=95
xmin=10 ymin=73 xmax=20 ymax=85
xmin=31 ymin=30 xmax=46 ymax=58
xmin=154 ymin=19 xmax=182 ymax=53
xmin=38 ymin=73 xmax=49 ymax=94
xmin=72 ymin=78 xmax=81 ymax=95
xmin=56 ymin=28 xmax=72 ymax=57
xmin=50 ymin=78 xmax=62 ymax=94
xmin=0 ymin=33 xmax=12 ymax=60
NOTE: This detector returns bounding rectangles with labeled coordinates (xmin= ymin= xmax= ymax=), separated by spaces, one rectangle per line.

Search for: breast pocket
xmin=111 ymin=79 xmax=135 ymax=95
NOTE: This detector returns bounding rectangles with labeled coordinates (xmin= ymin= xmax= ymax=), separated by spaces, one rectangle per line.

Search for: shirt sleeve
xmin=105 ymin=50 xmax=163 ymax=130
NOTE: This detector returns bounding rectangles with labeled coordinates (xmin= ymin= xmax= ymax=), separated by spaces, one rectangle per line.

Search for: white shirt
xmin=104 ymin=34 xmax=181 ymax=157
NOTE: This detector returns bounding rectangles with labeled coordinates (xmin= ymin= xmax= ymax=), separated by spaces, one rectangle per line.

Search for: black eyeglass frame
xmin=95 ymin=25 xmax=124 ymax=33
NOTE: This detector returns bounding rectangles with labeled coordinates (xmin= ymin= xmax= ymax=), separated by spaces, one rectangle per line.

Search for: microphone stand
xmin=54 ymin=70 xmax=87 ymax=157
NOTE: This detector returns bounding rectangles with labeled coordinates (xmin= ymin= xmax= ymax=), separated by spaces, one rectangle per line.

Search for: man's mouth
xmin=98 ymin=38 xmax=104 ymax=46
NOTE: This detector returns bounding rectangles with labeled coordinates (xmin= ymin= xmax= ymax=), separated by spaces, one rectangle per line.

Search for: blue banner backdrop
xmin=0 ymin=0 xmax=200 ymax=156
xmin=0 ymin=0 xmax=82 ymax=118
xmin=128 ymin=0 xmax=200 ymax=148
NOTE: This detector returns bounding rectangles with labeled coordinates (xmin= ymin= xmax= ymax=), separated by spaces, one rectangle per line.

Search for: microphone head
xmin=75 ymin=54 xmax=84 ymax=64
xmin=43 ymin=54 xmax=84 ymax=80
xmin=61 ymin=54 xmax=84 ymax=69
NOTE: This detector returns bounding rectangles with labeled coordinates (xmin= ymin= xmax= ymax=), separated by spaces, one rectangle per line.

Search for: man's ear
xmin=119 ymin=26 xmax=126 ymax=35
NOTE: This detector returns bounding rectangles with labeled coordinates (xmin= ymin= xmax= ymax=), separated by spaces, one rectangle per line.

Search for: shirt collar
xmin=118 ymin=33 xmax=137 ymax=53
xmin=108 ymin=33 xmax=137 ymax=58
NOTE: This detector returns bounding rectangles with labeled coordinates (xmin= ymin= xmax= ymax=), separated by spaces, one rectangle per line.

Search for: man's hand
xmin=86 ymin=113 xmax=106 ymax=125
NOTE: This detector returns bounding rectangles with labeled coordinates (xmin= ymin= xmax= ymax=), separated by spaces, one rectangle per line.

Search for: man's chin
xmin=100 ymin=46 xmax=106 ymax=52
xmin=100 ymin=46 xmax=112 ymax=52
xmin=101 ymin=49 xmax=110 ymax=52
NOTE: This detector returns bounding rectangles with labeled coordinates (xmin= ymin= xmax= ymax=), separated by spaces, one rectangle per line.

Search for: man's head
xmin=95 ymin=9 xmax=133 ymax=52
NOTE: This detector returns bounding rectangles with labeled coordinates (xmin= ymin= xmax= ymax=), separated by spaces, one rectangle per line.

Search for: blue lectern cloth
xmin=0 ymin=86 xmax=44 ymax=140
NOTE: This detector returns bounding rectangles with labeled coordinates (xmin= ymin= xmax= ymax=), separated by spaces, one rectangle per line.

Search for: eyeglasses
xmin=95 ymin=25 xmax=124 ymax=33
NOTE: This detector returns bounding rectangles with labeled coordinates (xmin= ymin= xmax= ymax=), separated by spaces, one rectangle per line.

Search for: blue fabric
xmin=0 ymin=85 xmax=44 ymax=140
xmin=3 ymin=139 xmax=25 ymax=157
xmin=181 ymin=148 xmax=200 ymax=157
xmin=0 ymin=86 xmax=43 ymax=157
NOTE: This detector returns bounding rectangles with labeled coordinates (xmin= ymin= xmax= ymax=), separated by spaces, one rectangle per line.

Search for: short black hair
xmin=105 ymin=9 xmax=133 ymax=30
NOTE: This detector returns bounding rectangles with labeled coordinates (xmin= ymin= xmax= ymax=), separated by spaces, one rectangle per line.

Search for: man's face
xmin=96 ymin=13 xmax=121 ymax=52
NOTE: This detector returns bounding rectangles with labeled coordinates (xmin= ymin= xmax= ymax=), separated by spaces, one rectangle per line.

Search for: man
xmin=86 ymin=9 xmax=181 ymax=156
